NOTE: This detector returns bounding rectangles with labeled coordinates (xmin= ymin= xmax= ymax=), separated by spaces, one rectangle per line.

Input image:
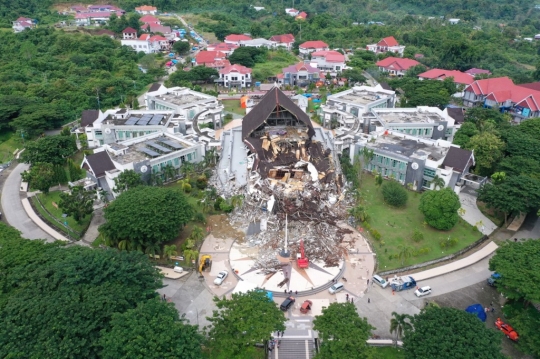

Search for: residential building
xmin=277 ymin=62 xmax=320 ymax=86
xmin=121 ymin=33 xmax=156 ymax=54
xmin=463 ymin=77 xmax=540 ymax=121
xmin=224 ymin=34 xmax=252 ymax=46
xmin=310 ymin=50 xmax=346 ymax=76
xmin=82 ymin=131 xmax=205 ymax=198
xmin=75 ymin=11 xmax=123 ymax=25
xmin=195 ymin=51 xmax=230 ymax=69
xmin=299 ymin=41 xmax=329 ymax=57
xmin=350 ymin=131 xmax=474 ymax=191
xmin=418 ymin=69 xmax=475 ymax=87
xmin=145 ymin=86 xmax=224 ymax=129
xmin=12 ymin=17 xmax=35 ymax=32
xmin=135 ymin=5 xmax=158 ymax=15
xmin=285 ymin=8 xmax=300 ymax=16
xmin=269 ymin=34 xmax=295 ymax=50
xmin=465 ymin=68 xmax=491 ymax=77
xmin=239 ymin=38 xmax=277 ymax=49
xmin=321 ymin=85 xmax=396 ymax=127
xmin=449 ymin=18 xmax=460 ymax=25
xmin=366 ymin=36 xmax=405 ymax=56
xmin=87 ymin=5 xmax=123 ymax=12
xmin=149 ymin=35 xmax=170 ymax=51
xmin=376 ymin=57 xmax=420 ymax=77
xmin=216 ymin=64 xmax=252 ymax=88
xmin=296 ymin=12 xmax=307 ymax=20
xmin=140 ymin=15 xmax=160 ymax=25
xmin=142 ymin=23 xmax=172 ymax=37
xmin=122 ymin=27 xmax=137 ymax=39
xmin=206 ymin=42 xmax=238 ymax=56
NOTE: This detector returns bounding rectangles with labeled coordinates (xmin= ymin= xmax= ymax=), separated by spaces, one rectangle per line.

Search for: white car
xmin=328 ymin=282 xmax=344 ymax=294
xmin=415 ymin=286 xmax=432 ymax=297
xmin=214 ymin=270 xmax=228 ymax=285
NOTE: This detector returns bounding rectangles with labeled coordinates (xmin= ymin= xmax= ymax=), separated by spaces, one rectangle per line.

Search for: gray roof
xmin=81 ymin=110 xmax=99 ymax=127
xmin=148 ymin=83 xmax=162 ymax=92
xmin=83 ymin=151 xmax=116 ymax=178
xmin=447 ymin=107 xmax=465 ymax=124
xmin=442 ymin=146 xmax=473 ymax=173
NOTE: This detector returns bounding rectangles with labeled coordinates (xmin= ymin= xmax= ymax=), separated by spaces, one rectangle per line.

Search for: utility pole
xmin=96 ymin=88 xmax=100 ymax=110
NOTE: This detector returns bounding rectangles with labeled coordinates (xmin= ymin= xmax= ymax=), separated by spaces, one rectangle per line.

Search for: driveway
xmin=1 ymin=163 xmax=53 ymax=241
xmin=459 ymin=187 xmax=497 ymax=235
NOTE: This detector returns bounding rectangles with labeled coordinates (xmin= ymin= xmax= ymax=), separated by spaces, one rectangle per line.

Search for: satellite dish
xmin=140 ymin=165 xmax=148 ymax=173
xmin=437 ymin=125 xmax=444 ymax=131
xmin=104 ymin=128 xmax=112 ymax=134
xmin=411 ymin=162 xmax=419 ymax=170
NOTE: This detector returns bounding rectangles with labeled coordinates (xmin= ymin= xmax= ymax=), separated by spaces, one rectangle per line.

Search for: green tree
xmin=228 ymin=47 xmax=265 ymax=67
xmin=397 ymin=245 xmax=413 ymax=265
xmin=58 ymin=185 xmax=96 ymax=224
xmin=114 ymin=169 xmax=144 ymax=193
xmin=375 ymin=172 xmax=383 ymax=189
xmin=403 ymin=306 xmax=504 ymax=359
xmin=418 ymin=188 xmax=461 ymax=230
xmin=21 ymin=135 xmax=77 ymax=165
xmin=206 ymin=290 xmax=286 ymax=358
xmin=191 ymin=226 xmax=205 ymax=243
xmin=500 ymin=300 xmax=540 ymax=358
xmin=163 ymin=164 xmax=176 ymax=182
xmin=21 ymin=162 xmax=55 ymax=193
xmin=452 ymin=122 xmax=479 ymax=148
xmin=100 ymin=187 xmax=193 ymax=249
xmin=389 ymin=312 xmax=412 ymax=346
xmin=312 ymin=302 xmax=374 ymax=359
xmin=382 ymin=180 xmax=408 ymax=207
xmin=173 ymin=40 xmax=190 ymax=55
xmin=341 ymin=68 xmax=366 ymax=83
xmin=489 ymin=240 xmax=540 ymax=304
xmin=467 ymin=132 xmax=505 ymax=176
xmin=430 ymin=175 xmax=445 ymax=190
xmin=163 ymin=244 xmax=178 ymax=259
xmin=100 ymin=299 xmax=203 ymax=359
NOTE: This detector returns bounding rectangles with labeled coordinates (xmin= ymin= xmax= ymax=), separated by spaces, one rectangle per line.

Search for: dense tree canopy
xmin=229 ymin=47 xmax=266 ymax=68
xmin=312 ymin=302 xmax=374 ymax=359
xmin=206 ymin=290 xmax=286 ymax=358
xmin=403 ymin=306 xmax=504 ymax=359
xmin=20 ymin=134 xmax=77 ymax=165
xmin=99 ymin=186 xmax=193 ymax=250
xmin=166 ymin=66 xmax=219 ymax=87
xmin=0 ymin=223 xmax=164 ymax=358
xmin=382 ymin=180 xmax=408 ymax=207
xmin=21 ymin=162 xmax=55 ymax=193
xmin=59 ymin=185 xmax=96 ymax=223
xmin=113 ymin=169 xmax=145 ymax=193
xmin=419 ymin=188 xmax=461 ymax=230
xmin=388 ymin=77 xmax=454 ymax=109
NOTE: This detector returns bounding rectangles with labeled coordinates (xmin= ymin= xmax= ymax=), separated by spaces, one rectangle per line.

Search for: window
xmin=422 ymin=179 xmax=430 ymax=188
xmin=174 ymin=158 xmax=180 ymax=166
xmin=152 ymin=165 xmax=159 ymax=173
xmin=139 ymin=131 xmax=144 ymax=137
xmin=187 ymin=153 xmax=192 ymax=161
xmin=118 ymin=131 xmax=124 ymax=140
xmin=95 ymin=130 xmax=103 ymax=136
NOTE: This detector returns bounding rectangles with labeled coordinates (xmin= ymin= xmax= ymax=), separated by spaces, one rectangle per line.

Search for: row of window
xmin=151 ymin=153 xmax=196 ymax=173
xmin=117 ymin=130 xmax=157 ymax=140
xmin=371 ymin=154 xmax=407 ymax=170
xmin=391 ymin=127 xmax=432 ymax=136
xmin=368 ymin=165 xmax=405 ymax=182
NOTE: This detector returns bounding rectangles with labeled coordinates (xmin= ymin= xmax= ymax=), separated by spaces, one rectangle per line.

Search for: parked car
xmin=280 ymin=296 xmax=295 ymax=311
xmin=495 ymin=318 xmax=519 ymax=341
xmin=300 ymin=300 xmax=313 ymax=313
xmin=487 ymin=272 xmax=501 ymax=287
xmin=214 ymin=270 xmax=228 ymax=285
xmin=414 ymin=286 xmax=432 ymax=297
xmin=373 ymin=275 xmax=389 ymax=288
xmin=328 ymin=282 xmax=344 ymax=294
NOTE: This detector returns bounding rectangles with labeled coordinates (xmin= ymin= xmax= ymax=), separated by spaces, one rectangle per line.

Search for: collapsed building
xmin=216 ymin=88 xmax=354 ymax=271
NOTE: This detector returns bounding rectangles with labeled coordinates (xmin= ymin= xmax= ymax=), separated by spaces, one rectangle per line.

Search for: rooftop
xmin=103 ymin=112 xmax=172 ymax=126
xmin=327 ymin=86 xmax=394 ymax=106
xmin=372 ymin=108 xmax=446 ymax=125
xmin=368 ymin=133 xmax=449 ymax=161
xmin=109 ymin=134 xmax=193 ymax=165
xmin=150 ymin=87 xmax=218 ymax=107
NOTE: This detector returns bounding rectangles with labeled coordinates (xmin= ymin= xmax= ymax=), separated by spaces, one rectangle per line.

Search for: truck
xmin=390 ymin=276 xmax=417 ymax=291
xmin=198 ymin=255 xmax=212 ymax=273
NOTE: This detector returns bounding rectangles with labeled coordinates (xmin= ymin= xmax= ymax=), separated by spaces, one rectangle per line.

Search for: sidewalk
xmin=458 ymin=189 xmax=497 ymax=235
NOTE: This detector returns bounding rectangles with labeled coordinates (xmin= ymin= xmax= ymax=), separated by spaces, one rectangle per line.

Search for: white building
xmin=310 ymin=50 xmax=346 ymax=76
xmin=81 ymin=131 xmax=205 ymax=198
xmin=135 ymin=5 xmax=157 ymax=15
xmin=239 ymin=38 xmax=277 ymax=49
xmin=216 ymin=64 xmax=252 ymax=88
xmin=299 ymin=41 xmax=329 ymax=57
xmin=366 ymin=36 xmax=405 ymax=56
xmin=12 ymin=17 xmax=34 ymax=32
xmin=121 ymin=38 xmax=154 ymax=54
xmin=285 ymin=8 xmax=300 ymax=16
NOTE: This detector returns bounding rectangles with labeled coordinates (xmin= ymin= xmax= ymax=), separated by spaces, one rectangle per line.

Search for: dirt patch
xmin=206 ymin=214 xmax=245 ymax=242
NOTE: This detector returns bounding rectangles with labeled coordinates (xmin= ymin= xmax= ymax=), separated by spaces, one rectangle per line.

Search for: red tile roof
xmin=139 ymin=34 xmax=150 ymax=40
xmin=296 ymin=12 xmax=307 ymax=19
xmin=220 ymin=64 xmax=252 ymax=74
xmin=376 ymin=57 xmax=420 ymax=71
xmin=517 ymin=82 xmax=540 ymax=91
xmin=208 ymin=42 xmax=239 ymax=52
xmin=377 ymin=36 xmax=399 ymax=47
xmin=16 ymin=17 xmax=32 ymax=22
xmin=465 ymin=77 xmax=540 ymax=111
xmin=140 ymin=15 xmax=159 ymax=24
xmin=196 ymin=51 xmax=227 ymax=64
xmin=269 ymin=34 xmax=295 ymax=43
xmin=299 ymin=40 xmax=328 ymax=49
xmin=225 ymin=34 xmax=252 ymax=42
xmin=135 ymin=5 xmax=157 ymax=11
xmin=149 ymin=35 xmax=167 ymax=41
xmin=464 ymin=77 xmax=514 ymax=95
xmin=123 ymin=27 xmax=137 ymax=33
xmin=465 ymin=68 xmax=491 ymax=76
xmin=418 ymin=69 xmax=474 ymax=85
xmin=311 ymin=50 xmax=345 ymax=62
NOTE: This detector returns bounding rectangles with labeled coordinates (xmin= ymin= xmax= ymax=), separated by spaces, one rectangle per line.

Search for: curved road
xmin=1 ymin=163 xmax=53 ymax=241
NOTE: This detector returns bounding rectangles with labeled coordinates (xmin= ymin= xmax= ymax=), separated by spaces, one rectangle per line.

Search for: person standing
xmin=368 ymin=298 xmax=370 ymax=304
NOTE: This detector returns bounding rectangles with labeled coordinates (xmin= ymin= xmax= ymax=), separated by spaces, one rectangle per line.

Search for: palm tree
xmin=163 ymin=244 xmax=178 ymax=259
xmin=118 ymin=239 xmax=130 ymax=251
xmin=397 ymin=245 xmax=413 ymax=265
xmin=150 ymin=173 xmax=163 ymax=186
xmin=180 ymin=162 xmax=195 ymax=179
xmin=145 ymin=242 xmax=161 ymax=259
xmin=184 ymin=249 xmax=199 ymax=264
xmin=430 ymin=175 xmax=445 ymax=190
xmin=348 ymin=205 xmax=369 ymax=223
xmin=163 ymin=164 xmax=176 ymax=182
xmin=389 ymin=312 xmax=412 ymax=347
xmin=97 ymin=188 xmax=109 ymax=203
xmin=191 ymin=226 xmax=205 ymax=243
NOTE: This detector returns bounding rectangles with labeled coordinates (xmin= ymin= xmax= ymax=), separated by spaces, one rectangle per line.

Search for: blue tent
xmin=465 ymin=304 xmax=487 ymax=322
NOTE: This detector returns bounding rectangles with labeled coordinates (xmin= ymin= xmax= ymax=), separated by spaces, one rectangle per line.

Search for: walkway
xmin=458 ymin=186 xmax=497 ymax=235
xmin=1 ymin=163 xmax=54 ymax=241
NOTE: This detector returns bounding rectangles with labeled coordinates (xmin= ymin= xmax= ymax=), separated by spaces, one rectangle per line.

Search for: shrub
xmin=440 ymin=238 xmax=458 ymax=249
xmin=419 ymin=188 xmax=461 ymax=230
xmin=382 ymin=181 xmax=408 ymax=207
xmin=214 ymin=197 xmax=224 ymax=211
xmin=412 ymin=230 xmax=424 ymax=242
xmin=371 ymin=229 xmax=381 ymax=240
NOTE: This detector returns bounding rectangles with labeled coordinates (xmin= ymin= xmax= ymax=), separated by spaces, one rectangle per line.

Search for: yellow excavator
xmin=198 ymin=255 xmax=212 ymax=273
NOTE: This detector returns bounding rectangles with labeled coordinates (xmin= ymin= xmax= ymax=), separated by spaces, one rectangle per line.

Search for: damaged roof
xmin=242 ymin=87 xmax=315 ymax=140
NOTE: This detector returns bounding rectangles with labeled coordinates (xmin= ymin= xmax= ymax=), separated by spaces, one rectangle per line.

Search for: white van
xmin=328 ymin=282 xmax=344 ymax=294
xmin=373 ymin=275 xmax=389 ymax=288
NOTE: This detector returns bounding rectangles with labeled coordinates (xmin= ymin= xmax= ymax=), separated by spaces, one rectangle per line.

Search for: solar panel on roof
xmin=149 ymin=114 xmax=164 ymax=125
xmin=147 ymin=142 xmax=172 ymax=153
xmin=125 ymin=116 xmax=139 ymax=125
xmin=136 ymin=118 xmax=150 ymax=126
xmin=139 ymin=148 xmax=160 ymax=157
xmin=159 ymin=140 xmax=183 ymax=150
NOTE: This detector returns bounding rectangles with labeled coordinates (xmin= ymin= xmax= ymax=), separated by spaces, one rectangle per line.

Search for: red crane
xmin=296 ymin=240 xmax=309 ymax=269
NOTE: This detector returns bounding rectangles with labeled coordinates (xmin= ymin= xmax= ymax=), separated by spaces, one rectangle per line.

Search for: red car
xmin=495 ymin=318 xmax=519 ymax=342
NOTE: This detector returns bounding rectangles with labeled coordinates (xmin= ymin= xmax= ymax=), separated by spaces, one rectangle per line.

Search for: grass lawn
xmin=253 ymin=51 xmax=299 ymax=81
xmin=372 ymin=347 xmax=406 ymax=359
xmin=359 ymin=175 xmax=481 ymax=271
xmin=0 ymin=131 xmax=23 ymax=163
xmin=222 ymin=99 xmax=245 ymax=116
xmin=34 ymin=191 xmax=92 ymax=238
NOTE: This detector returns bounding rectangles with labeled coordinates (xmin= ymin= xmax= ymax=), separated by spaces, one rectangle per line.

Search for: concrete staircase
xmin=269 ymin=338 xmax=316 ymax=359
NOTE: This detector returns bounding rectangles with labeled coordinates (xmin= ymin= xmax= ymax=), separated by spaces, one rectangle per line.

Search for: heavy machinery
xmin=296 ymin=240 xmax=309 ymax=269
xmin=198 ymin=255 xmax=212 ymax=273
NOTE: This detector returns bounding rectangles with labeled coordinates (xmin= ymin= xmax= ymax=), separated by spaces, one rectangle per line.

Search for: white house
xmin=135 ymin=5 xmax=158 ymax=15
xmin=122 ymin=27 xmax=137 ymax=39
xmin=310 ymin=50 xmax=346 ymax=75
xmin=239 ymin=38 xmax=277 ymax=49
xmin=449 ymin=18 xmax=460 ymax=25
xmin=12 ymin=17 xmax=34 ymax=32
xmin=285 ymin=8 xmax=300 ymax=16
xmin=216 ymin=64 xmax=252 ymax=88
xmin=366 ymin=36 xmax=405 ymax=56
xmin=224 ymin=34 xmax=252 ymax=46
xmin=299 ymin=40 xmax=329 ymax=57
xmin=269 ymin=34 xmax=295 ymax=50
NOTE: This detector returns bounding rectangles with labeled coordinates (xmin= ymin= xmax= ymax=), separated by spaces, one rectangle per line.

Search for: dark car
xmin=280 ymin=296 xmax=295 ymax=311
xmin=487 ymin=272 xmax=501 ymax=287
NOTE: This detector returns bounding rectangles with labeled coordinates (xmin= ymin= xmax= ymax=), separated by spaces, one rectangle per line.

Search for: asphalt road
xmin=0 ymin=163 xmax=53 ymax=241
